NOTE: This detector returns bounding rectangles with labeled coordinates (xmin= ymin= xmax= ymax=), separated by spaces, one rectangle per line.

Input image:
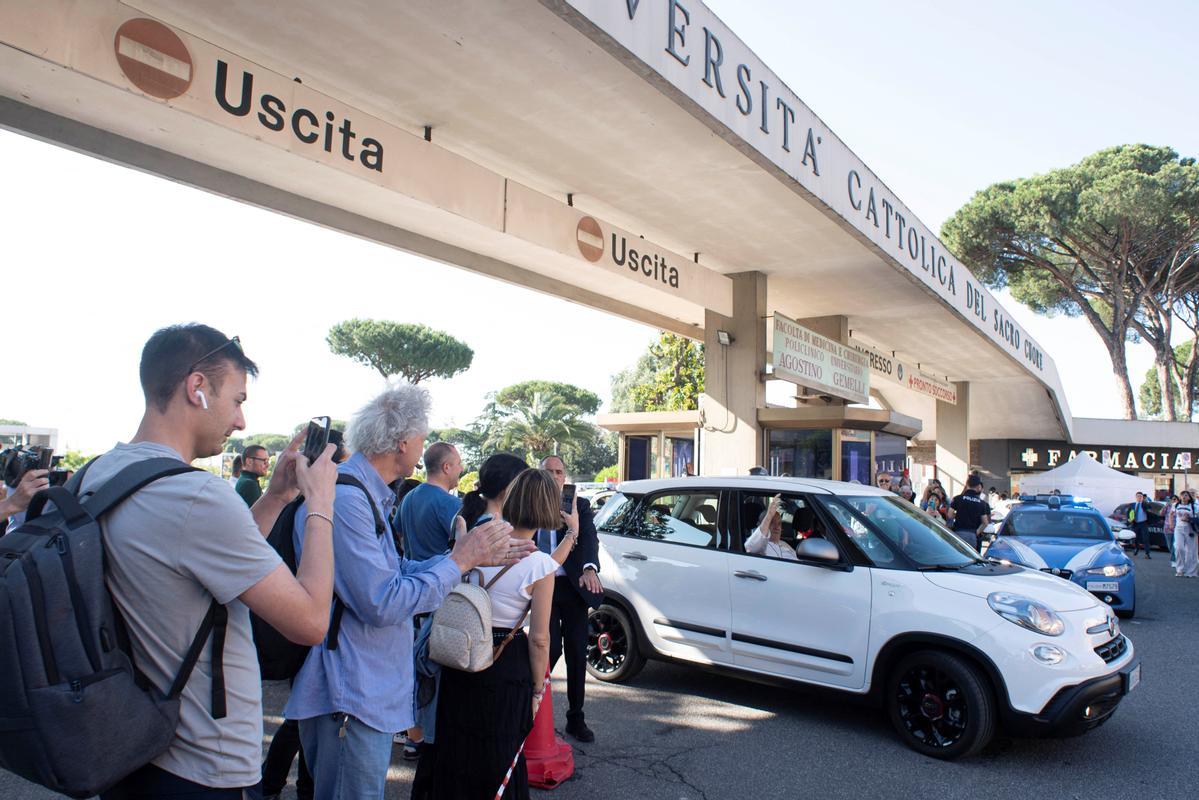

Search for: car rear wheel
xmin=586 ymin=603 xmax=646 ymax=683
xmin=887 ymin=650 xmax=996 ymax=760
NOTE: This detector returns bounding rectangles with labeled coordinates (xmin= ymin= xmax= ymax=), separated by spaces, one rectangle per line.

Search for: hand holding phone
xmin=560 ymin=483 xmax=577 ymax=515
xmin=302 ymin=416 xmax=332 ymax=465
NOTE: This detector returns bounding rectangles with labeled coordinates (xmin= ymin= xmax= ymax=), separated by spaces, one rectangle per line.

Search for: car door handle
xmin=734 ymin=570 xmax=768 ymax=581
xmin=622 ymin=551 xmax=648 ymax=561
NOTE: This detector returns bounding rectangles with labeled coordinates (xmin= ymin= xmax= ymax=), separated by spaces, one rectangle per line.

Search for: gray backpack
xmin=0 ymin=457 xmax=227 ymax=798
xmin=428 ymin=566 xmax=529 ymax=672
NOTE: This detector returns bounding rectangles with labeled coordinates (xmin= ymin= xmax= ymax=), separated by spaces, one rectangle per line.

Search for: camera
xmin=1 ymin=446 xmax=53 ymax=488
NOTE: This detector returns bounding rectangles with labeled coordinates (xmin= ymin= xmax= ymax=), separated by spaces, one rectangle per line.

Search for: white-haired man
xmin=286 ymin=384 xmax=535 ymax=800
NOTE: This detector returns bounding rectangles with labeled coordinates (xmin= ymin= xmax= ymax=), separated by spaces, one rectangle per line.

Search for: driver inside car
xmin=745 ymin=494 xmax=798 ymax=561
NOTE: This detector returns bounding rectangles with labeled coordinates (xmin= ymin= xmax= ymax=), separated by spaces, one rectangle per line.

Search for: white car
xmin=586 ymin=477 xmax=1140 ymax=759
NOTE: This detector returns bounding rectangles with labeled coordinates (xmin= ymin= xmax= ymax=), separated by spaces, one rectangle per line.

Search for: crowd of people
xmin=1 ymin=323 xmax=603 ymax=800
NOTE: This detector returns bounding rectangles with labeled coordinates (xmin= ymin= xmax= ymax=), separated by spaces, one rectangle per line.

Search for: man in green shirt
xmin=235 ymin=444 xmax=268 ymax=506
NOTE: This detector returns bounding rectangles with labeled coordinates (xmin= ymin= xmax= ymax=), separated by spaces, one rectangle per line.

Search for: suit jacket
xmin=559 ymin=496 xmax=604 ymax=609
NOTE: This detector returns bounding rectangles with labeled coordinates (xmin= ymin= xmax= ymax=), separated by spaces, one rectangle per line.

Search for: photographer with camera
xmin=0 ymin=461 xmax=49 ymax=532
xmin=1 ymin=446 xmax=54 ymax=530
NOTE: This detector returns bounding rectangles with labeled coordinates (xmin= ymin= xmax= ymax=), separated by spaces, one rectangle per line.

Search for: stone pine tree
xmin=942 ymin=145 xmax=1199 ymax=420
xmin=326 ymin=319 xmax=474 ymax=383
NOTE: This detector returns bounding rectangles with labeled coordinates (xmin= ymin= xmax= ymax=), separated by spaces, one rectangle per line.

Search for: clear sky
xmin=2 ymin=0 xmax=1196 ymax=453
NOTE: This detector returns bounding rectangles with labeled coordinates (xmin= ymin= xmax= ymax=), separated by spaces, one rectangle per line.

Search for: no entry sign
xmin=576 ymin=216 xmax=604 ymax=262
xmin=114 ymin=18 xmax=192 ymax=100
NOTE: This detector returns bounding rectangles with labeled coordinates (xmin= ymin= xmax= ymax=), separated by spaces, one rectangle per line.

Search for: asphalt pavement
xmin=3 ymin=551 xmax=1195 ymax=800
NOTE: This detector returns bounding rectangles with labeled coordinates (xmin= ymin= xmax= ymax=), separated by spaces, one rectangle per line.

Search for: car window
xmin=818 ymin=496 xmax=980 ymax=568
xmin=737 ymin=491 xmax=832 ymax=560
xmin=1006 ymin=510 xmax=1111 ymax=540
xmin=636 ymin=492 xmax=720 ymax=548
xmin=595 ymin=492 xmax=635 ymax=533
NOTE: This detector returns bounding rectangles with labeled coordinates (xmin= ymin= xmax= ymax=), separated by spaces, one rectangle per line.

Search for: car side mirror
xmin=1115 ymin=529 xmax=1136 ymax=542
xmin=796 ymin=538 xmax=840 ymax=563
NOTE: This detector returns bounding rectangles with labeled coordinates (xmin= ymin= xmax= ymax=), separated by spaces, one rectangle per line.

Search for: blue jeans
xmin=297 ymin=714 xmax=393 ymax=800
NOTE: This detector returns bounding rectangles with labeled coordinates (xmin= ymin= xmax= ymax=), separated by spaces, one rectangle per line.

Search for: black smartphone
xmin=560 ymin=483 xmax=577 ymax=515
xmin=302 ymin=416 xmax=332 ymax=465
xmin=49 ymin=470 xmax=70 ymax=487
xmin=37 ymin=448 xmax=54 ymax=471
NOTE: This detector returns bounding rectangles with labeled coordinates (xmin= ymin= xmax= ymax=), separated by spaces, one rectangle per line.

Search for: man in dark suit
xmin=539 ymin=455 xmax=604 ymax=742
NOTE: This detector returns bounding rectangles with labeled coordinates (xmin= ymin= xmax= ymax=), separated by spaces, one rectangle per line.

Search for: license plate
xmin=1125 ymin=663 xmax=1141 ymax=693
xmin=1087 ymin=581 xmax=1120 ymax=592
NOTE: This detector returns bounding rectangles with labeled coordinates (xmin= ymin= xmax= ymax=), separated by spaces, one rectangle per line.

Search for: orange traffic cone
xmin=525 ymin=669 xmax=574 ymax=789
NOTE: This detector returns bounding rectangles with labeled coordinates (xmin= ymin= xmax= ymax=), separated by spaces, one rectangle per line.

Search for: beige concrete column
xmin=700 ymin=272 xmax=767 ymax=476
xmin=936 ymin=381 xmax=970 ymax=496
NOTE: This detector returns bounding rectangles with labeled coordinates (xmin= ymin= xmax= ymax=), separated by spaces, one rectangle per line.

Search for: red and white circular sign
xmin=114 ymin=18 xmax=193 ymax=100
xmin=576 ymin=216 xmax=604 ymax=262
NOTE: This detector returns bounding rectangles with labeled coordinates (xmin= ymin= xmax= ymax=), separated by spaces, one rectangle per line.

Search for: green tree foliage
xmin=1138 ymin=341 xmax=1196 ymax=419
xmin=327 ymin=319 xmax=474 ymax=383
xmin=558 ymin=425 xmax=618 ymax=481
xmin=0 ymin=419 xmax=28 ymax=426
xmin=593 ymin=464 xmax=619 ymax=483
xmin=494 ymin=381 xmax=601 ymax=415
xmin=942 ymin=145 xmax=1199 ymax=420
xmin=57 ymin=450 xmax=93 ymax=471
xmin=485 ymin=391 xmax=592 ymax=462
xmin=610 ymin=332 xmax=704 ymax=413
xmin=224 ymin=433 xmax=292 ymax=454
xmin=457 ymin=470 xmax=479 ymax=494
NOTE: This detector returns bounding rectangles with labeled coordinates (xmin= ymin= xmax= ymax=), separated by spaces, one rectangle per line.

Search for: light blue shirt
xmin=1134 ymin=502 xmax=1148 ymax=523
xmin=285 ymin=452 xmax=461 ymax=734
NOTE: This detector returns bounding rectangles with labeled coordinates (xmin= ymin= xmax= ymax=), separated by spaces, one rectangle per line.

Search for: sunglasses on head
xmin=188 ymin=336 xmax=242 ymax=375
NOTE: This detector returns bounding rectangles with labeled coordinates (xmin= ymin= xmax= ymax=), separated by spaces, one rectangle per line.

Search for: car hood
xmin=923 ymin=566 xmax=1100 ymax=611
xmin=1005 ymin=538 xmax=1124 ymax=571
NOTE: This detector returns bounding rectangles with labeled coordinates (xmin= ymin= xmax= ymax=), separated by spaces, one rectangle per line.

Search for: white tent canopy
xmin=1017 ymin=453 xmax=1153 ymax=516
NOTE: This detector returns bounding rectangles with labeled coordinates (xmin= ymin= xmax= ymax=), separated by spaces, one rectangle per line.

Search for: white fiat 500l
xmin=586 ymin=477 xmax=1140 ymax=759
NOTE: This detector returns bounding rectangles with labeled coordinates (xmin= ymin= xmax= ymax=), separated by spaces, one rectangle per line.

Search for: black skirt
xmin=411 ymin=629 xmax=534 ymax=800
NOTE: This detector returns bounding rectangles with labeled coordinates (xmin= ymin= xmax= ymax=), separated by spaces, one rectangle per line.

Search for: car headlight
xmin=988 ymin=592 xmax=1065 ymax=636
xmin=1030 ymin=643 xmax=1066 ymax=665
xmin=1084 ymin=563 xmax=1130 ymax=577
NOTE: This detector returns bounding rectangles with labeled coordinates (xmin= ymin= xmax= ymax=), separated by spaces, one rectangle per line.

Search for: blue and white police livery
xmin=987 ymin=497 xmax=1136 ymax=618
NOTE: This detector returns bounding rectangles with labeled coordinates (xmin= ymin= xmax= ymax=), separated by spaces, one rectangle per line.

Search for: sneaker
xmin=565 ymin=718 xmax=595 ymax=743
xmin=402 ymin=739 xmax=423 ymax=761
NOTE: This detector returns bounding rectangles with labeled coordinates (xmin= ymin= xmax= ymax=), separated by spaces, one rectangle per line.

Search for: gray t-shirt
xmin=80 ymin=442 xmax=281 ymax=788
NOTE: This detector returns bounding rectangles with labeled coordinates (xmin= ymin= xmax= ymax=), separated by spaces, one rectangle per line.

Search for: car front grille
xmin=1040 ymin=567 xmax=1073 ymax=580
xmin=1094 ymin=634 xmax=1128 ymax=663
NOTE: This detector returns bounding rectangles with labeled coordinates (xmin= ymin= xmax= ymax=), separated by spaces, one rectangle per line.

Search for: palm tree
xmin=485 ymin=391 xmax=592 ymax=460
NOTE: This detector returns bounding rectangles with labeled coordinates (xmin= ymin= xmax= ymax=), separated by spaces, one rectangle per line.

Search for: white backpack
xmin=428 ymin=566 xmax=530 ymax=672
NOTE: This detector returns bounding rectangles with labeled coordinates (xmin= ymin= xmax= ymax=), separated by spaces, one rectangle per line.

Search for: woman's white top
xmin=475 ymin=551 xmax=559 ymax=628
xmin=745 ymin=525 xmax=798 ymax=560
xmin=1174 ymin=503 xmax=1196 ymax=536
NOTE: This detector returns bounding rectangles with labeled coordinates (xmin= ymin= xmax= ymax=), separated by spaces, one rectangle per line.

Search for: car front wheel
xmin=887 ymin=650 xmax=996 ymax=760
xmin=585 ymin=603 xmax=646 ymax=683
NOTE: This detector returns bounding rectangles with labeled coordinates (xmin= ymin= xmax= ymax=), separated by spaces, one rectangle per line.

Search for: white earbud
xmin=196 ymin=389 xmax=208 ymax=410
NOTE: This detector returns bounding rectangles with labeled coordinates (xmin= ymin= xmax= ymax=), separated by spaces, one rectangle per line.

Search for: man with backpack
xmin=285 ymin=384 xmax=535 ymax=800
xmin=46 ymin=323 xmax=341 ymax=799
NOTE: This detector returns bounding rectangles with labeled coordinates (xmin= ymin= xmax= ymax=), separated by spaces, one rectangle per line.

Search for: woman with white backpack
xmin=1173 ymin=489 xmax=1199 ymax=578
xmin=412 ymin=468 xmax=566 ymax=798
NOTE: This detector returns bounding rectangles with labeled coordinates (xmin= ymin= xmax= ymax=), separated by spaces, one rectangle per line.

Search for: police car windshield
xmin=1006 ymin=509 xmax=1112 ymax=540
xmin=821 ymin=496 xmax=980 ymax=569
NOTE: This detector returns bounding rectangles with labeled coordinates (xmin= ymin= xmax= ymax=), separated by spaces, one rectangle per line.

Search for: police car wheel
xmin=887 ymin=650 xmax=996 ymax=760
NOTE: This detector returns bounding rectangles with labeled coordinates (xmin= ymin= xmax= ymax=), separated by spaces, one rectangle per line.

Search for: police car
xmin=586 ymin=477 xmax=1140 ymax=760
xmin=985 ymin=495 xmax=1137 ymax=618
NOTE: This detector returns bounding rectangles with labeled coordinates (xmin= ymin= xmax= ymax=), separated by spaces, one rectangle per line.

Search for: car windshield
xmin=1006 ymin=510 xmax=1112 ymax=540
xmin=594 ymin=492 xmax=634 ymax=532
xmin=818 ymin=496 xmax=980 ymax=569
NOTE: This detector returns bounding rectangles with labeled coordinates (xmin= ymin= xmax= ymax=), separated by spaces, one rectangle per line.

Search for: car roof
xmin=614 ymin=476 xmax=893 ymax=497
xmin=1009 ymin=503 xmax=1105 ymax=517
